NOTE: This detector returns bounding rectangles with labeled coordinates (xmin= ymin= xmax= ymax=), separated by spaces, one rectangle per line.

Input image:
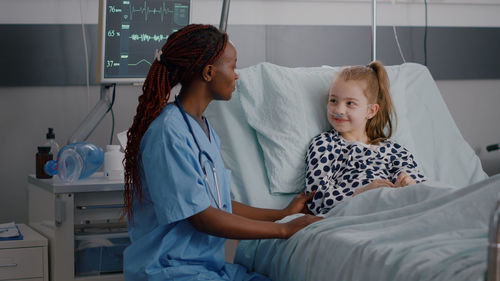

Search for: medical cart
xmin=28 ymin=173 xmax=126 ymax=281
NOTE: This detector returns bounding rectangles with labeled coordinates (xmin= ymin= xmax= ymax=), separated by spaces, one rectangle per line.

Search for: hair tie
xmin=154 ymin=49 xmax=163 ymax=62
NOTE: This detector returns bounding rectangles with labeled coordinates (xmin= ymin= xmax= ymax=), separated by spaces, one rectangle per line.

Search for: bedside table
xmin=0 ymin=224 xmax=48 ymax=281
xmin=28 ymin=173 xmax=126 ymax=281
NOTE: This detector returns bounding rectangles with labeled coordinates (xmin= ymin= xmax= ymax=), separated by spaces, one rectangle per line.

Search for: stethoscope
xmin=175 ymin=96 xmax=222 ymax=209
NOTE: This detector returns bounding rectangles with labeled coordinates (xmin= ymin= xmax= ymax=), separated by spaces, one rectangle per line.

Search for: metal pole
xmin=219 ymin=0 xmax=231 ymax=32
xmin=371 ymin=0 xmax=377 ymax=61
xmin=487 ymin=194 xmax=500 ymax=281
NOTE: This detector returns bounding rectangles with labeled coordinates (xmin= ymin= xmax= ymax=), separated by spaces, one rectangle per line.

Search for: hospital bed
xmin=205 ymin=62 xmax=500 ymax=281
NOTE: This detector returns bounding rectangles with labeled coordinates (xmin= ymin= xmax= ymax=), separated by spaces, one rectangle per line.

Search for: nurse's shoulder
xmin=141 ymin=104 xmax=189 ymax=150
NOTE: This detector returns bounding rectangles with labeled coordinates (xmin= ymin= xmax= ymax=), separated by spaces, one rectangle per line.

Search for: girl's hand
xmin=284 ymin=191 xmax=315 ymax=216
xmin=395 ymin=172 xmax=416 ymax=187
xmin=281 ymin=214 xmax=323 ymax=238
xmin=353 ymin=179 xmax=395 ymax=196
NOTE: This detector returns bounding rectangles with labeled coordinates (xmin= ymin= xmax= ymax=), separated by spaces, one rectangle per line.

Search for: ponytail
xmin=365 ymin=61 xmax=395 ymax=144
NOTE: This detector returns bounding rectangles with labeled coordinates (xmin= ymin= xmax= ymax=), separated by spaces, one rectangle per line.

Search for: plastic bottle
xmin=104 ymin=145 xmax=125 ymax=181
xmin=44 ymin=128 xmax=60 ymax=157
xmin=43 ymin=142 xmax=104 ymax=183
xmin=36 ymin=146 xmax=53 ymax=179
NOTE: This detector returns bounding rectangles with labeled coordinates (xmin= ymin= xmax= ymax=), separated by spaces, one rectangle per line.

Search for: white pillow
xmin=236 ymin=63 xmax=333 ymax=194
xmin=237 ymin=63 xmax=419 ymax=194
xmin=237 ymin=63 xmax=418 ymax=194
xmin=207 ymin=62 xmax=487 ymax=209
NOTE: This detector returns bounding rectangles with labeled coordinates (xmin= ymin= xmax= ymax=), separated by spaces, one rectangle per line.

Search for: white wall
xmin=2 ymin=0 xmax=500 ymax=26
xmin=0 ymin=85 xmax=141 ymax=224
xmin=437 ymin=80 xmax=500 ymax=176
xmin=0 ymin=0 xmax=499 ymax=224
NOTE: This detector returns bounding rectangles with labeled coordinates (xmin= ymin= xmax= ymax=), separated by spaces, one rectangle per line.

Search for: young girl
xmin=123 ymin=24 xmax=321 ymax=280
xmin=305 ymin=61 xmax=427 ymax=215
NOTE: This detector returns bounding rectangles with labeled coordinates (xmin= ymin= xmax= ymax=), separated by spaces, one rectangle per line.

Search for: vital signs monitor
xmin=97 ymin=0 xmax=191 ymax=84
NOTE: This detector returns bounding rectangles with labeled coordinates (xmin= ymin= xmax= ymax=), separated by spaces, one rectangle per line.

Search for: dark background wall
xmin=1 ymin=24 xmax=499 ymax=86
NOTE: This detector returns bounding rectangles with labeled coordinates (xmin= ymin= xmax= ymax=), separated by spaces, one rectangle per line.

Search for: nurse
xmin=122 ymin=24 xmax=321 ymax=280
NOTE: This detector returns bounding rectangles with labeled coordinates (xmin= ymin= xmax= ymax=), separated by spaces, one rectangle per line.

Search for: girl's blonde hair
xmin=335 ymin=60 xmax=395 ymax=144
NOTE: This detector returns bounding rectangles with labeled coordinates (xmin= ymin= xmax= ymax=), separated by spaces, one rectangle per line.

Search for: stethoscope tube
xmin=175 ymin=96 xmax=222 ymax=209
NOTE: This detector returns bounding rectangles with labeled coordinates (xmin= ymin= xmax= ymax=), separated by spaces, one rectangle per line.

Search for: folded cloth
xmin=0 ymin=222 xmax=23 ymax=240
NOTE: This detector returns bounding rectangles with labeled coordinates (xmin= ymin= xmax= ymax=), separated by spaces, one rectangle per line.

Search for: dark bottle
xmin=36 ymin=146 xmax=53 ymax=179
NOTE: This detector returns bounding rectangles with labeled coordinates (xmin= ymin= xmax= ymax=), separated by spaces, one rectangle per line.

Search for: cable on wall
xmin=80 ymin=0 xmax=91 ymax=111
xmin=424 ymin=0 xmax=428 ymax=66
xmin=107 ymin=84 xmax=116 ymax=145
xmin=393 ymin=26 xmax=406 ymax=63
xmin=391 ymin=0 xmax=406 ymax=63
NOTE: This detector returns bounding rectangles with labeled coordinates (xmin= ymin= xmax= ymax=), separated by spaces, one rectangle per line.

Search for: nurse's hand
xmin=284 ymin=191 xmax=315 ymax=216
xmin=282 ymin=214 xmax=322 ymax=238
xmin=189 ymin=206 xmax=321 ymax=240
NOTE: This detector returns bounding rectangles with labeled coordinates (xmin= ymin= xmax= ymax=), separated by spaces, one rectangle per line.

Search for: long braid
xmin=123 ymin=24 xmax=228 ymax=221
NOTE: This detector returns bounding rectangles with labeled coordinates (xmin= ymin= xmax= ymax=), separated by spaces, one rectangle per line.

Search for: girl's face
xmin=327 ymin=79 xmax=378 ymax=142
xmin=209 ymin=42 xmax=239 ymax=101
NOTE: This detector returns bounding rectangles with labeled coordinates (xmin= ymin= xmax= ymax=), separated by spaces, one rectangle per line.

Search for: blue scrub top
xmin=123 ymin=104 xmax=268 ymax=281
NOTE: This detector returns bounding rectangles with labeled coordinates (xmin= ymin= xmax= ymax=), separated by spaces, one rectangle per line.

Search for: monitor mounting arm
xmin=67 ymin=84 xmax=113 ymax=144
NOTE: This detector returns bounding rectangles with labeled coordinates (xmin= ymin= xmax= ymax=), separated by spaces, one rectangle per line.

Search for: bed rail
xmin=487 ymin=194 xmax=500 ymax=281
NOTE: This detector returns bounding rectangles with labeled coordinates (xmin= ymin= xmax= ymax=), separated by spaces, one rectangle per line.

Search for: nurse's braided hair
xmin=336 ymin=61 xmax=395 ymax=145
xmin=123 ymin=24 xmax=228 ymax=220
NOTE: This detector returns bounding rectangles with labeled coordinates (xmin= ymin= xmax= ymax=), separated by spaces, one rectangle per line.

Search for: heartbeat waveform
xmin=130 ymin=1 xmax=173 ymax=22
xmin=129 ymin=33 xmax=169 ymax=42
xmin=128 ymin=59 xmax=152 ymax=66
xmin=105 ymin=59 xmax=151 ymax=68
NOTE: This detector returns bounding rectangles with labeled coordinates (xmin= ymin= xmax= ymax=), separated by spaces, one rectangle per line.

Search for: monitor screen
xmin=98 ymin=0 xmax=191 ymax=84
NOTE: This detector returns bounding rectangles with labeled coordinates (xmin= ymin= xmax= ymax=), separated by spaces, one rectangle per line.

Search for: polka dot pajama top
xmin=305 ymin=129 xmax=427 ymax=215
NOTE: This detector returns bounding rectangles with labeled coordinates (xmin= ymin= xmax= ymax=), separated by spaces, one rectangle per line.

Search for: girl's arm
xmin=305 ymin=134 xmax=333 ymax=195
xmin=353 ymin=179 xmax=395 ymax=196
xmin=395 ymin=171 xmax=416 ymax=186
xmin=391 ymin=145 xmax=427 ymax=185
xmin=231 ymin=192 xmax=313 ymax=221
xmin=188 ymin=206 xmax=321 ymax=239
xmin=304 ymin=132 xmax=338 ymax=214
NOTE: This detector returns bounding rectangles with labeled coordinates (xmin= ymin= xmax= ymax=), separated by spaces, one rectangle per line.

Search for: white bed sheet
xmin=235 ymin=175 xmax=500 ymax=281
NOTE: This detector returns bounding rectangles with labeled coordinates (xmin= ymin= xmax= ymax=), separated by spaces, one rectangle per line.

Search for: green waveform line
xmin=129 ymin=33 xmax=169 ymax=42
xmin=130 ymin=1 xmax=173 ymax=22
xmin=128 ymin=59 xmax=152 ymax=66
